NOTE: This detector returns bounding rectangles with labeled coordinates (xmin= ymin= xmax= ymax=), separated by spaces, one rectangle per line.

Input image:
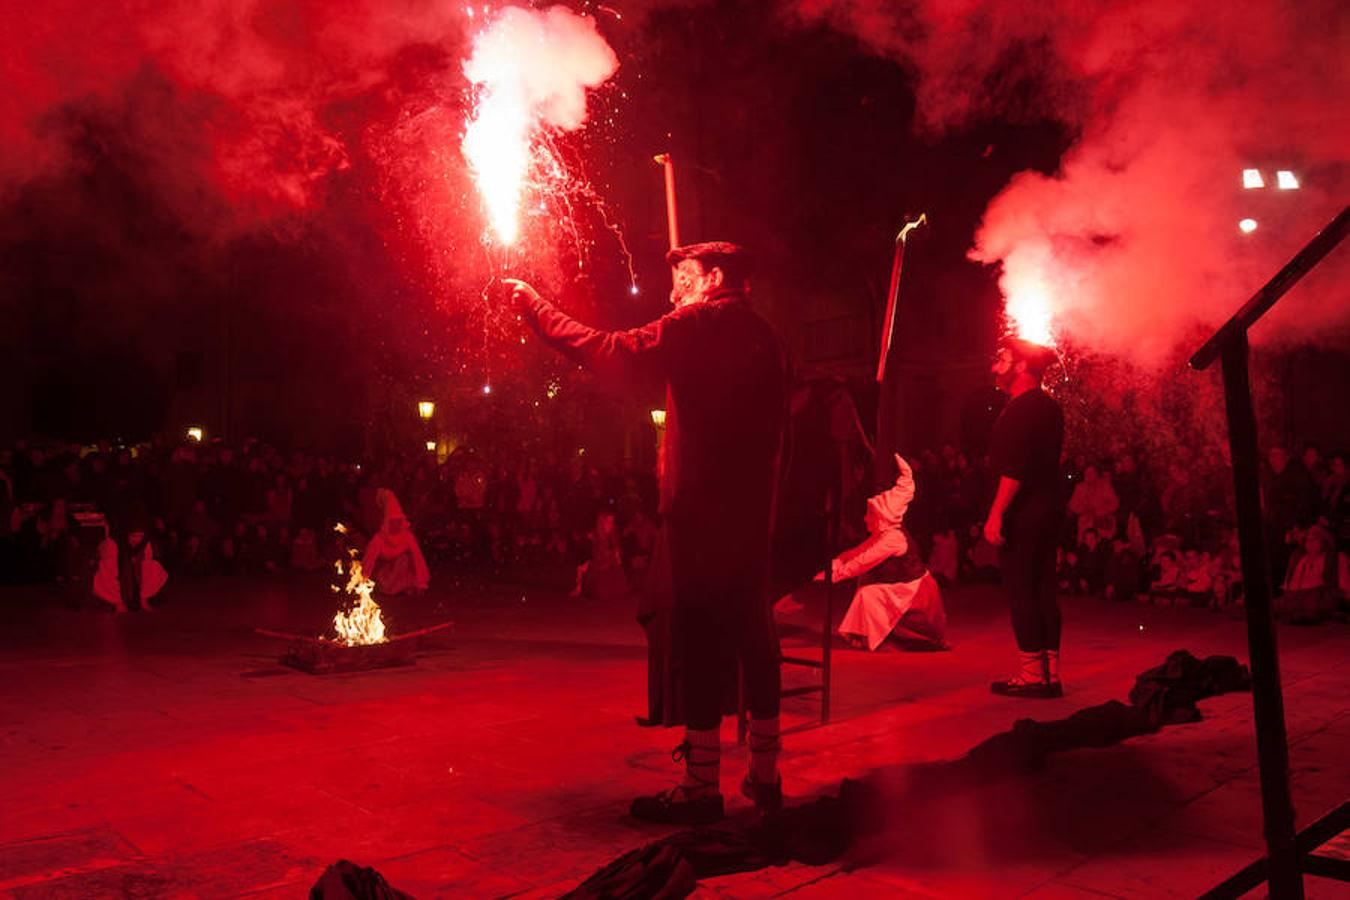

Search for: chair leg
xmin=737 ymin=662 xmax=747 ymax=745
xmin=821 ymin=579 xmax=833 ymax=724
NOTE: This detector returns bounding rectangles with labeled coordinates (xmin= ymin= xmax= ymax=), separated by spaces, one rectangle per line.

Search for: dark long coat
xmin=519 ymin=287 xmax=788 ymax=722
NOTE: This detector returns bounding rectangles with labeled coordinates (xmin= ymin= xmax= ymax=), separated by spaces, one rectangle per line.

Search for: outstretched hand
xmin=501 ymin=278 xmax=541 ymax=309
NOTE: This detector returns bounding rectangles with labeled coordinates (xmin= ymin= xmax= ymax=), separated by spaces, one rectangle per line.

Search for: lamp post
xmin=417 ymin=400 xmax=435 ymax=421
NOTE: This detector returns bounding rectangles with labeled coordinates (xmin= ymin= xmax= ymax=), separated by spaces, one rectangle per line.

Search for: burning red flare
xmin=460 ymin=5 xmax=618 ymax=247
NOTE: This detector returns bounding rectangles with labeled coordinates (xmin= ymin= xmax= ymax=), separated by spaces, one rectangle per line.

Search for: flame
xmin=333 ymin=558 xmax=387 ymax=646
xmin=459 ymin=6 xmax=619 ymax=248
xmin=1005 ymin=283 xmax=1056 ymax=347
xmin=463 ymin=82 xmax=530 ymax=245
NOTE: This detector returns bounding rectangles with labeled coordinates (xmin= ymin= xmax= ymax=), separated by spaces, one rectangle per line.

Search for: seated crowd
xmin=1 ymin=434 xmax=1345 ymax=624
xmin=905 ymin=442 xmax=1350 ymax=624
xmin=0 ymin=438 xmax=662 ymax=609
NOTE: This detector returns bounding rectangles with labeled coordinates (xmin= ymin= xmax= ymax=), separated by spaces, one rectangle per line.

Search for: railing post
xmin=1219 ymin=333 xmax=1303 ymax=899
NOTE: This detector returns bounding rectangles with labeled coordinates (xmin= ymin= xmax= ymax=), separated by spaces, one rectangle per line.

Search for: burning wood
xmin=257 ymin=621 xmax=454 ymax=675
xmin=333 ymin=557 xmax=386 ymax=646
xmin=253 ymin=533 xmax=452 ymax=674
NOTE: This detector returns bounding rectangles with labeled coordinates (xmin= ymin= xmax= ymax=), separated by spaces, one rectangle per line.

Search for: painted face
xmin=670 ymin=259 xmax=715 ymax=309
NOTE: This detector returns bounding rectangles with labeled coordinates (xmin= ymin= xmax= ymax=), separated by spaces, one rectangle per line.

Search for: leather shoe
xmin=630 ymin=785 xmax=725 ymax=825
xmin=990 ymin=678 xmax=1063 ymax=699
xmin=740 ymin=774 xmax=783 ymax=814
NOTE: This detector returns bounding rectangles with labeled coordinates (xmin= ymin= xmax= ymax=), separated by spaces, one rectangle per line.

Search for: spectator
xmin=1150 ymin=549 xmax=1181 ymax=604
xmin=1263 ymin=446 xmax=1317 ymax=588
xmin=1104 ymin=537 xmax=1143 ymax=603
xmin=1322 ymin=453 xmax=1349 ymax=547
xmin=1209 ymin=529 xmax=1243 ymax=610
xmin=1068 ymin=464 xmax=1119 ymax=543
xmin=92 ymin=521 xmax=168 ymax=613
xmin=1178 ymin=549 xmax=1213 ymax=606
xmin=1301 ymin=443 xmax=1328 ymax=491
xmin=1278 ymin=524 xmax=1348 ymax=623
xmin=572 ymin=509 xmax=627 ymax=600
xmin=928 ymin=528 xmax=959 ymax=586
xmin=363 ymin=488 xmax=429 ymax=595
xmin=1077 ymin=527 xmax=1110 ymax=596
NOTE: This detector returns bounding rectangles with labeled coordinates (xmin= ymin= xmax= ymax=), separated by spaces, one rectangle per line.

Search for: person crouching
xmin=828 ymin=454 xmax=948 ymax=651
xmin=362 ymin=489 xmax=429 ymax=595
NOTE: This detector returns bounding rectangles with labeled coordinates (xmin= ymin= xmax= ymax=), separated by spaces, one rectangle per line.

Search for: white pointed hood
xmin=866 ymin=454 xmax=915 ymax=530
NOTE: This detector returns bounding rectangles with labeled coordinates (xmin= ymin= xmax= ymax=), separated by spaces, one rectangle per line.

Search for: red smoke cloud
xmin=0 ymin=0 xmax=470 ymax=225
xmin=792 ymin=0 xmax=1349 ymax=364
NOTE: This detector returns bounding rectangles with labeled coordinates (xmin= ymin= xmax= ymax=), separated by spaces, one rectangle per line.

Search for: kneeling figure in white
xmin=830 ymin=455 xmax=947 ymax=651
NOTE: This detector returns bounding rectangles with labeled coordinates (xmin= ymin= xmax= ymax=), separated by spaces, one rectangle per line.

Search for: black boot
xmin=989 ymin=678 xmax=1063 ymax=698
xmin=740 ymin=774 xmax=783 ymax=814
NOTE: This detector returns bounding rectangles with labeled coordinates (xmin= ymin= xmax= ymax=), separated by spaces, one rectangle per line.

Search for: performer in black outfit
xmin=983 ymin=339 xmax=1065 ymax=698
xmin=505 ymin=241 xmax=788 ymax=824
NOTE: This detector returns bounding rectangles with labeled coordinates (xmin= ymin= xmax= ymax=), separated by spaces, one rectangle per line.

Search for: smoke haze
xmin=792 ymin=0 xmax=1349 ymax=363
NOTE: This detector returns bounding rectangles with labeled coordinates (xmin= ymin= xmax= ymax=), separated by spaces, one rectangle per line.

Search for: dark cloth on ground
xmin=308 ymin=860 xmax=413 ymax=900
xmin=564 ymin=649 xmax=1250 ymax=899
xmin=971 ymin=649 xmax=1251 ymax=770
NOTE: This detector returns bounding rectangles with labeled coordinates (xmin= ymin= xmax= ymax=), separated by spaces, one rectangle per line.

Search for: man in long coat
xmin=506 ymin=241 xmax=787 ymax=823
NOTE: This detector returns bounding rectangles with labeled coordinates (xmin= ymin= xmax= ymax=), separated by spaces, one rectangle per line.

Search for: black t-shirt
xmin=989 ymin=388 xmax=1064 ymax=522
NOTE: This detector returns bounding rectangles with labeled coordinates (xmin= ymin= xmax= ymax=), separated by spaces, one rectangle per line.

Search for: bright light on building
xmin=1276 ymin=170 xmax=1299 ymax=190
xmin=1239 ymin=218 xmax=1258 ymax=234
xmin=186 ymin=427 xmax=204 ymax=442
xmin=417 ymin=400 xmax=435 ymax=420
xmin=650 ymin=409 xmax=667 ymax=427
xmin=482 ymin=384 xmax=492 ymax=395
xmin=1242 ymin=169 xmax=1264 ymax=189
xmin=425 ymin=440 xmax=437 ymax=452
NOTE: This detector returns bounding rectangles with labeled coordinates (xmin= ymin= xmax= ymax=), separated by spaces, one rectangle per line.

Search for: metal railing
xmin=1191 ymin=204 xmax=1349 ymax=899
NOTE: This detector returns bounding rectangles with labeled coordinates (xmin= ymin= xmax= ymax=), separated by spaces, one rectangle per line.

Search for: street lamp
xmin=186 ymin=427 xmax=204 ymax=442
xmin=650 ymin=409 xmax=667 ymax=427
xmin=417 ymin=400 xmax=435 ymax=420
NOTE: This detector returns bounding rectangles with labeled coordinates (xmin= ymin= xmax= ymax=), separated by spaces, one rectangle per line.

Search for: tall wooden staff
xmin=876 ymin=214 xmax=928 ymax=383
xmin=653 ymin=153 xmax=680 ymax=250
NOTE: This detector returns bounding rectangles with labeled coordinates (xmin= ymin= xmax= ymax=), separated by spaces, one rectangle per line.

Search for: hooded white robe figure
xmin=92 ymin=527 xmax=168 ymax=613
xmin=363 ymin=488 xmax=430 ymax=595
xmin=829 ymin=455 xmax=948 ymax=651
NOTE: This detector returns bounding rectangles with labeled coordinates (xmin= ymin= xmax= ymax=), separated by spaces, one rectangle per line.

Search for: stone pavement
xmin=1 ymin=572 xmax=1348 ymax=898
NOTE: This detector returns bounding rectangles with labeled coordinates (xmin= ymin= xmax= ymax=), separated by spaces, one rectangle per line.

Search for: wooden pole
xmin=654 ymin=153 xmax=680 ymax=250
xmin=875 ymin=214 xmax=927 ymax=384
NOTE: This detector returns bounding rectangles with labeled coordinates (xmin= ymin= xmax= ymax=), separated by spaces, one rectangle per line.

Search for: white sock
xmin=748 ymin=716 xmax=781 ymax=785
xmin=1016 ymin=650 xmax=1045 ymax=684
xmin=680 ymin=726 xmax=720 ymax=795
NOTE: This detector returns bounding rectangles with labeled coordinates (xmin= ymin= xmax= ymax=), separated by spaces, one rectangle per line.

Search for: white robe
xmin=92 ymin=538 xmax=168 ymax=611
xmin=831 ymin=528 xmax=946 ymax=651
